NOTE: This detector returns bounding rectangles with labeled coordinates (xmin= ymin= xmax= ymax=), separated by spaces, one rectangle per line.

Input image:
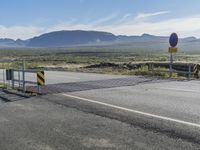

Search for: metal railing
xmin=11 ymin=69 xmax=44 ymax=93
xmin=147 ymin=63 xmax=198 ymax=80
xmin=0 ymin=60 xmax=45 ymax=94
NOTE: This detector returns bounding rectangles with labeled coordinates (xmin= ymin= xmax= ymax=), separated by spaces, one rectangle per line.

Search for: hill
xmin=0 ymin=30 xmax=200 ymax=52
xmin=27 ymin=30 xmax=117 ymax=47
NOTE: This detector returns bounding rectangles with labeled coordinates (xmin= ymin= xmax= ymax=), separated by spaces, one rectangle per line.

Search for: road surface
xmin=0 ymin=69 xmax=128 ymax=84
xmin=0 ymin=71 xmax=200 ymax=149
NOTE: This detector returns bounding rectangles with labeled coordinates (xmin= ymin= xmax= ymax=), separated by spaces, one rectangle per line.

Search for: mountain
xmin=27 ymin=30 xmax=117 ymax=47
xmin=0 ymin=38 xmax=18 ymax=47
xmin=0 ymin=30 xmax=200 ymax=52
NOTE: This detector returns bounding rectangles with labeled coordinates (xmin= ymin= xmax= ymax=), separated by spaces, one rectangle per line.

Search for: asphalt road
xmin=1 ymin=97 xmax=199 ymax=150
xmin=0 ymin=70 xmax=128 ymax=85
xmin=0 ymin=71 xmax=200 ymax=149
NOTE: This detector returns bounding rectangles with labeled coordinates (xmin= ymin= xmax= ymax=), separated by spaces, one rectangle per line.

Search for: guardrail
xmin=147 ymin=63 xmax=199 ymax=80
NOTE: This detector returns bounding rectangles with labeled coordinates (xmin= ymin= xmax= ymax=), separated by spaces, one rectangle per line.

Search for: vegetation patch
xmin=0 ymin=48 xmax=198 ymax=79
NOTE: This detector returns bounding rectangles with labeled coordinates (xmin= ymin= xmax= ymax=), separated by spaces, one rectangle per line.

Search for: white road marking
xmin=62 ymin=93 xmax=200 ymax=128
xmin=159 ymin=87 xmax=200 ymax=93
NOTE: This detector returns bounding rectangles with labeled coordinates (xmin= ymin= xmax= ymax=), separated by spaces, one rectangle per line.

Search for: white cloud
xmin=2 ymin=13 xmax=200 ymax=39
xmin=135 ymin=11 xmax=170 ymax=20
xmin=49 ymin=15 xmax=200 ymax=38
xmin=107 ymin=16 xmax=200 ymax=37
xmin=122 ymin=13 xmax=132 ymax=20
xmin=117 ymin=13 xmax=133 ymax=23
xmin=0 ymin=25 xmax=45 ymax=40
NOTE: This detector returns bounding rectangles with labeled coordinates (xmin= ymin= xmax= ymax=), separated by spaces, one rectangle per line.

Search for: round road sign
xmin=169 ymin=33 xmax=178 ymax=47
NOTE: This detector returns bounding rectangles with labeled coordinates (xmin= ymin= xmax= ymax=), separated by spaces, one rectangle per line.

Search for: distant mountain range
xmin=0 ymin=30 xmax=200 ymax=52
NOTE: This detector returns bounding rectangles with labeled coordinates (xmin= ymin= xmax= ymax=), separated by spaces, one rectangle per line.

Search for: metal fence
xmin=12 ymin=69 xmax=44 ymax=93
xmin=0 ymin=60 xmax=45 ymax=94
xmin=0 ymin=69 xmax=44 ymax=94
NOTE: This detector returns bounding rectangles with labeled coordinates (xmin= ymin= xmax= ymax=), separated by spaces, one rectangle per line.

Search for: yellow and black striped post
xmin=193 ymin=64 xmax=200 ymax=78
xmin=37 ymin=71 xmax=45 ymax=86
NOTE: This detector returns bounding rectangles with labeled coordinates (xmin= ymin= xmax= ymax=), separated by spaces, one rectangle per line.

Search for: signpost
xmin=169 ymin=33 xmax=178 ymax=76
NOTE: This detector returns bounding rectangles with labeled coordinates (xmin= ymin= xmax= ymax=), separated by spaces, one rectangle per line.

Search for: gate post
xmin=22 ymin=60 xmax=26 ymax=93
xmin=11 ymin=69 xmax=14 ymax=89
xmin=188 ymin=64 xmax=191 ymax=80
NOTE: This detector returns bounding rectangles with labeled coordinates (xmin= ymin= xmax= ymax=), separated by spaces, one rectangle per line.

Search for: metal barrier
xmin=0 ymin=60 xmax=45 ymax=93
xmin=148 ymin=63 xmax=199 ymax=80
xmin=11 ymin=69 xmax=45 ymax=93
xmin=193 ymin=64 xmax=200 ymax=78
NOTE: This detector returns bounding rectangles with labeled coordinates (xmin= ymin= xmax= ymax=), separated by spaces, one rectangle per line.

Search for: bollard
xmin=37 ymin=85 xmax=41 ymax=94
xmin=37 ymin=71 xmax=45 ymax=94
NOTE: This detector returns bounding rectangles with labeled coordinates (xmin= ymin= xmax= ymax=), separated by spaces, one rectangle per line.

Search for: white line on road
xmin=62 ymin=93 xmax=200 ymax=128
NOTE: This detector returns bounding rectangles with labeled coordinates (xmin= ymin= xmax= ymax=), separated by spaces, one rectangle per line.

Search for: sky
xmin=1 ymin=0 xmax=200 ymax=39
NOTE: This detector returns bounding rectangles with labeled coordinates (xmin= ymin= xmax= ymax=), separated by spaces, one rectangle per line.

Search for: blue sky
xmin=1 ymin=0 xmax=200 ymax=39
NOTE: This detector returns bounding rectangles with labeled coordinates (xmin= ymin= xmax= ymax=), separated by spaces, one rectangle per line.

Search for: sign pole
xmin=170 ymin=52 xmax=173 ymax=77
xmin=37 ymin=85 xmax=41 ymax=94
xmin=169 ymin=33 xmax=178 ymax=77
